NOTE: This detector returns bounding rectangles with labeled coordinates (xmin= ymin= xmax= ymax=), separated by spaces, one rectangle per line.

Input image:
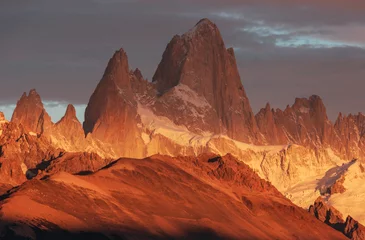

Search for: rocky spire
xmin=83 ymin=48 xmax=145 ymax=158
xmin=61 ymin=104 xmax=77 ymax=121
xmin=333 ymin=111 xmax=365 ymax=159
xmin=11 ymin=89 xmax=52 ymax=135
xmin=152 ymin=18 xmax=260 ymax=143
xmin=53 ymin=104 xmax=84 ymax=144
xmin=256 ymin=103 xmax=284 ymax=144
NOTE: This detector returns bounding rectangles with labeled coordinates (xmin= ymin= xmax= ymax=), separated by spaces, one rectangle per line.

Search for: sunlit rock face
xmin=83 ymin=49 xmax=145 ymax=158
xmin=11 ymin=89 xmax=53 ymax=135
xmin=152 ymin=18 xmax=261 ymax=143
xmin=256 ymin=95 xmax=335 ymax=147
xmin=333 ymin=113 xmax=365 ymax=160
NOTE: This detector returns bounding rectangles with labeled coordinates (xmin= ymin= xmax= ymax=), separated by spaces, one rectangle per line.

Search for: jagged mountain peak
xmin=102 ymin=48 xmax=131 ymax=90
xmin=18 ymin=89 xmax=42 ymax=105
xmin=57 ymin=104 xmax=78 ymax=124
xmin=195 ymin=18 xmax=215 ymax=27
xmin=265 ymin=102 xmax=271 ymax=111
xmin=151 ymin=18 xmax=259 ymax=143
xmin=292 ymin=95 xmax=325 ymax=110
xmin=65 ymin=104 xmax=77 ymax=118
xmin=133 ymin=68 xmax=144 ymax=80
xmin=11 ymin=89 xmax=52 ymax=134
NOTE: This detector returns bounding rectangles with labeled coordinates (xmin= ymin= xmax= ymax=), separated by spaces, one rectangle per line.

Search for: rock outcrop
xmin=344 ymin=216 xmax=365 ymax=240
xmin=309 ymin=197 xmax=365 ymax=240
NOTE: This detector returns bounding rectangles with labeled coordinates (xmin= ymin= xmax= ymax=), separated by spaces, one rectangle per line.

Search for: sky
xmin=1 ymin=0 xmax=365 ymax=122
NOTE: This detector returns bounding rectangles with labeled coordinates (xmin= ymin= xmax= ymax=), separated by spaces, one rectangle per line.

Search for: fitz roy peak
xmin=152 ymin=18 xmax=260 ymax=143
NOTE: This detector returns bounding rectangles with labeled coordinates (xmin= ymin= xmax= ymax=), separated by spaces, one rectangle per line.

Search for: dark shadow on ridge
xmin=0 ymin=219 xmax=231 ymax=240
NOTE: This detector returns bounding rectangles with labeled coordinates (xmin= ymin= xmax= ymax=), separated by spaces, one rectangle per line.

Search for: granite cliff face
xmin=256 ymin=95 xmax=335 ymax=147
xmin=151 ymin=19 xmax=260 ymax=143
xmin=334 ymin=113 xmax=365 ymax=159
xmin=84 ymin=49 xmax=145 ymax=158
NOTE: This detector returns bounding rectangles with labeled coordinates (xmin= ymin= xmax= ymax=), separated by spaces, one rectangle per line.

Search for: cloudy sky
xmin=1 ymin=0 xmax=365 ymax=122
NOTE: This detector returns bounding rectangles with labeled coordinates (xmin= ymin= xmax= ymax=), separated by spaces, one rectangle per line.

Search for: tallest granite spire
xmin=152 ymin=18 xmax=260 ymax=143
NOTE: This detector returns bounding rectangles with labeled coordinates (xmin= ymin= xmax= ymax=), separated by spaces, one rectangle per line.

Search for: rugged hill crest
xmin=0 ymin=154 xmax=346 ymax=239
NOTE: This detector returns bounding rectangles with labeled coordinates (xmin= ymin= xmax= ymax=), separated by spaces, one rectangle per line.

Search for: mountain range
xmin=0 ymin=18 xmax=364 ymax=239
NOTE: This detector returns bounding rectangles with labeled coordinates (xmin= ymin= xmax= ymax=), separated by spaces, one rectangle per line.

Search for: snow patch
xmin=173 ymin=84 xmax=211 ymax=109
xmin=299 ymin=107 xmax=310 ymax=114
xmin=183 ymin=19 xmax=216 ymax=39
xmin=29 ymin=132 xmax=37 ymax=137
xmin=138 ymin=103 xmax=288 ymax=156
xmin=327 ymin=160 xmax=365 ymax=224
xmin=141 ymin=132 xmax=151 ymax=144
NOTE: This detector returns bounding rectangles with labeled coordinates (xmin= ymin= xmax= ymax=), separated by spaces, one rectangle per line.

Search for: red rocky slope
xmin=0 ymin=154 xmax=346 ymax=240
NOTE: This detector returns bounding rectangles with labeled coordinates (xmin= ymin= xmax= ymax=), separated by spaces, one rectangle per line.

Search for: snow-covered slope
xmin=327 ymin=160 xmax=365 ymax=224
xmin=137 ymin=101 xmax=345 ymax=200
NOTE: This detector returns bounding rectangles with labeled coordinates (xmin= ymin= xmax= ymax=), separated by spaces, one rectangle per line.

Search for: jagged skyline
xmin=1 ymin=0 xmax=365 ymax=121
xmin=1 ymin=16 xmax=365 ymax=238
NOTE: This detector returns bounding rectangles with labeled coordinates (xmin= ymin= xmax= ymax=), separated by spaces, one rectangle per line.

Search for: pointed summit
xmin=152 ymin=19 xmax=260 ymax=143
xmin=84 ymin=48 xmax=136 ymax=136
xmin=65 ymin=104 xmax=77 ymax=118
xmin=54 ymin=104 xmax=84 ymax=145
xmin=103 ymin=48 xmax=132 ymax=90
xmin=84 ymin=48 xmax=145 ymax=158
xmin=133 ymin=68 xmax=143 ymax=80
xmin=57 ymin=104 xmax=78 ymax=123
xmin=196 ymin=18 xmax=214 ymax=26
xmin=11 ymin=89 xmax=52 ymax=134
xmin=184 ymin=18 xmax=219 ymax=39
xmin=265 ymin=102 xmax=271 ymax=111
